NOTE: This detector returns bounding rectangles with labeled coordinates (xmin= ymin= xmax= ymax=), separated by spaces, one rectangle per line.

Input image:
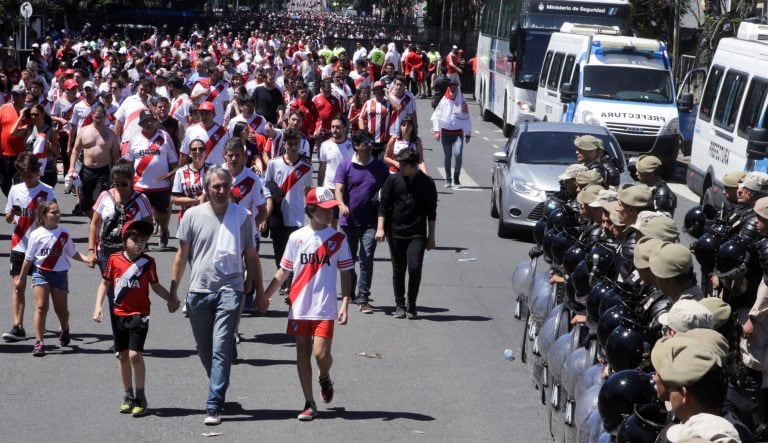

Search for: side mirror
xmin=493 ymin=151 xmax=508 ymax=164
xmin=747 ymin=127 xmax=768 ymax=160
xmin=678 ymin=93 xmax=693 ymax=113
xmin=560 ymin=83 xmax=577 ymax=103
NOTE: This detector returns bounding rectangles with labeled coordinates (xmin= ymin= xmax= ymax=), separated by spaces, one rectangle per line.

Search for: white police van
xmin=686 ymin=22 xmax=768 ymax=205
xmin=535 ymin=23 xmax=686 ymax=176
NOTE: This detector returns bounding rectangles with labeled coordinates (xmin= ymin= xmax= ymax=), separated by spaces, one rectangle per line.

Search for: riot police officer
xmin=615 ymin=184 xmax=653 ymax=282
xmin=635 ymin=155 xmax=677 ymax=217
xmin=649 ymin=242 xmax=703 ymax=305
xmin=723 ymin=170 xmax=748 ymax=210
xmin=574 ymin=135 xmax=621 ymax=189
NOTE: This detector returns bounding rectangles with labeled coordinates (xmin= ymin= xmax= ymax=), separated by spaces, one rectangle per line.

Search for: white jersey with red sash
xmin=104 ymin=252 xmax=158 ymax=316
xmin=28 ymin=130 xmax=49 ymax=175
xmin=191 ymin=79 xmax=230 ymax=125
xmin=228 ymin=166 xmax=268 ymax=217
xmin=51 ymin=96 xmax=76 ymax=136
xmin=227 ymin=112 xmax=267 ymax=137
xmin=388 ymin=91 xmax=417 ymax=137
xmin=5 ymin=182 xmax=56 ymax=253
xmin=70 ymin=99 xmax=97 ymax=130
xmin=264 ymin=157 xmax=312 ymax=227
xmin=115 ymin=95 xmax=149 ymax=142
xmin=124 ymin=129 xmax=178 ymax=191
xmin=169 ymin=93 xmax=192 ymax=128
xmin=349 ymin=70 xmax=371 ymax=91
xmin=280 ymin=226 xmax=353 ymax=320
xmin=180 ymin=123 xmax=229 ymax=166
xmin=266 ymin=129 xmax=311 ymax=159
xmin=360 ymin=97 xmax=391 ymax=144
xmin=171 ymin=164 xmax=209 ymax=220
xmin=25 ymin=226 xmax=76 ymax=272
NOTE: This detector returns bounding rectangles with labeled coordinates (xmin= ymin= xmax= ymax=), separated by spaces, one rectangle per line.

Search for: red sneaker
xmin=297 ymin=402 xmax=317 ymax=421
xmin=319 ymin=377 xmax=334 ymax=403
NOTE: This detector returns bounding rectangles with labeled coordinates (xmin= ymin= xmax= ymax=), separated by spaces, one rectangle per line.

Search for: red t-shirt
xmin=0 ymin=103 xmax=24 ymax=156
xmin=104 ymin=252 xmax=158 ymax=316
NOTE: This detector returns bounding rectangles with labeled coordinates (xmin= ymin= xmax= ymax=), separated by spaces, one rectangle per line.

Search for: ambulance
xmin=535 ymin=23 xmax=686 ymax=176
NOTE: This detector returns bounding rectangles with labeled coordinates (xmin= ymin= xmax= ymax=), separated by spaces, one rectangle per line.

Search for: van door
xmin=542 ymin=52 xmax=565 ymax=121
xmin=677 ymin=67 xmax=707 ymax=155
xmin=535 ymin=51 xmax=554 ymax=121
xmin=738 ymin=77 xmax=768 ymax=172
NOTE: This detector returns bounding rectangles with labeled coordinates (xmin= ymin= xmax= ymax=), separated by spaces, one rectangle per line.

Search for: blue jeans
xmin=186 ymin=287 xmax=242 ymax=412
xmin=342 ymin=225 xmax=378 ymax=304
xmin=441 ymin=133 xmax=464 ymax=184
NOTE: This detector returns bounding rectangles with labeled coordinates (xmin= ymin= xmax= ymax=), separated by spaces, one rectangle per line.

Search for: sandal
xmin=358 ymin=304 xmax=374 ymax=314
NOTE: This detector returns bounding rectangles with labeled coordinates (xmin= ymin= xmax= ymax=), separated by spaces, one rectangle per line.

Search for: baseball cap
xmin=754 ymin=196 xmax=768 ymax=219
xmin=651 ymin=336 xmax=719 ymax=387
xmin=138 ymin=109 xmax=155 ymax=124
xmin=82 ymin=81 xmax=96 ymax=90
xmin=198 ymin=101 xmax=215 ymax=112
xmin=576 ymin=184 xmax=603 ymax=205
xmin=575 ymin=169 xmax=603 ymax=187
xmin=722 ymin=170 xmax=746 ymax=188
xmin=618 ymin=184 xmax=652 ymax=208
xmin=634 ymin=238 xmax=665 ymax=270
xmin=649 ymin=243 xmax=693 ymax=279
xmin=11 ymin=84 xmax=26 ymax=95
xmin=305 ymin=187 xmax=340 ymax=209
xmin=698 ymin=298 xmax=732 ymax=330
xmin=63 ymin=79 xmax=78 ymax=90
xmin=372 ymin=80 xmax=386 ymax=90
xmin=635 ymin=155 xmax=662 ymax=174
xmin=559 ymin=163 xmax=588 ymax=181
xmin=121 ymin=220 xmax=153 ymax=240
xmin=658 ymin=299 xmax=714 ymax=333
xmin=739 ymin=171 xmax=768 ymax=192
xmin=589 ymin=189 xmax=617 ymax=208
xmin=573 ymin=135 xmax=603 ymax=151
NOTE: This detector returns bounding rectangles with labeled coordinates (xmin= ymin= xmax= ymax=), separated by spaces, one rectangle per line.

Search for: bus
xmin=475 ymin=0 xmax=632 ymax=136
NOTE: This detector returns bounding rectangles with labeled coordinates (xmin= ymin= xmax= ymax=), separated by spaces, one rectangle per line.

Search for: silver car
xmin=491 ymin=122 xmax=627 ymax=237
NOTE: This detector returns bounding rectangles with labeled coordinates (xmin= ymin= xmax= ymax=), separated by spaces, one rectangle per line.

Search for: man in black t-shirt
xmin=252 ymin=69 xmax=285 ymax=125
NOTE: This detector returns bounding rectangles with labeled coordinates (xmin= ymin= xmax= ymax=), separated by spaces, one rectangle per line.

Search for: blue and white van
xmin=535 ymin=23 xmax=686 ymax=175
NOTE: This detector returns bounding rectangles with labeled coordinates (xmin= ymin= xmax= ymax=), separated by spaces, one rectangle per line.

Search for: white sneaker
xmin=204 ymin=410 xmax=221 ymax=425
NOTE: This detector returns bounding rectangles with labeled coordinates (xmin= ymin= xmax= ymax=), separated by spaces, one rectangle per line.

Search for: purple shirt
xmin=335 ymin=157 xmax=389 ymax=227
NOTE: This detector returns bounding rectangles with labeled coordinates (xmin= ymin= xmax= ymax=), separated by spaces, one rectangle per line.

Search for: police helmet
xmin=715 ymin=235 xmax=751 ymax=278
xmin=542 ymin=227 xmax=559 ymax=263
xmin=692 ymin=231 xmax=725 ymax=271
xmin=604 ymin=321 xmax=654 ymax=372
xmin=588 ymin=242 xmax=617 ymax=278
xmin=597 ymin=304 xmax=632 ymax=349
xmin=587 ymin=280 xmax=611 ymax=327
xmin=533 ymin=218 xmax=547 ymax=246
xmin=616 ymin=403 xmax=667 ymax=443
xmin=570 ymin=259 xmax=592 ymax=296
xmin=683 ymin=204 xmax=716 ymax=238
xmin=547 ymin=205 xmax=579 ymax=232
xmin=597 ymin=369 xmax=656 ymax=432
xmin=551 ymin=230 xmax=576 ymax=265
xmin=564 ymin=242 xmax=588 ymax=275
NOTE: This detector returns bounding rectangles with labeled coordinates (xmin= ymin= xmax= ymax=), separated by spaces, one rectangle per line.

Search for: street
xmin=0 ymin=98 xmax=697 ymax=441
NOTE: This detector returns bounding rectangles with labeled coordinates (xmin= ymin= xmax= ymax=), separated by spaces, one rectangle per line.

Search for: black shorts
xmin=9 ymin=251 xmax=33 ymax=277
xmin=79 ymin=165 xmax=111 ymax=211
xmin=143 ymin=190 xmax=171 ymax=214
xmin=113 ymin=314 xmax=149 ymax=352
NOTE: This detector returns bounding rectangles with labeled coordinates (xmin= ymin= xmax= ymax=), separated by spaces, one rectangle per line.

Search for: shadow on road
xmin=250 ymin=332 xmax=294 ymax=345
xmin=144 ymin=348 xmax=198 ymax=358
xmin=431 ymin=246 xmax=468 ymax=253
xmin=162 ymin=403 xmax=437 ymax=421
xmin=326 ymin=406 xmax=435 ymax=421
xmin=235 ymin=358 xmax=295 ymax=367
xmin=415 ymin=314 xmax=492 ymax=322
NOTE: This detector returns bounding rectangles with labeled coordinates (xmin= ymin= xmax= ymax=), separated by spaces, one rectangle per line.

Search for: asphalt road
xmin=0 ymin=98 xmax=698 ymax=442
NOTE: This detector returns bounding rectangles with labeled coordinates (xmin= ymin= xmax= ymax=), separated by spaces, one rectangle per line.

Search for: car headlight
xmin=581 ymin=110 xmax=602 ymax=126
xmin=518 ymin=100 xmax=533 ymax=112
xmin=659 ymin=117 xmax=679 ymax=136
xmin=510 ymin=177 xmax=543 ymax=197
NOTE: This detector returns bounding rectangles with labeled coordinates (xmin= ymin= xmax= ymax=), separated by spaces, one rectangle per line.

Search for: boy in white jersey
xmin=264 ymin=187 xmax=353 ymax=421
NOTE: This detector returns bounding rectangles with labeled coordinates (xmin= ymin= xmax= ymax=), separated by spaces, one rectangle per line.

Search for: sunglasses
xmin=29 ymin=113 xmax=39 ymax=117
xmin=189 ymin=147 xmax=206 ymax=152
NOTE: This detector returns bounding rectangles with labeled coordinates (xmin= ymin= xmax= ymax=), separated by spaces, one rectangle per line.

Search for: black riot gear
xmin=551 ymin=230 xmax=576 ymax=266
xmin=587 ymin=280 xmax=611 ymax=326
xmin=716 ymin=236 xmax=752 ymax=279
xmin=597 ymin=369 xmax=656 ymax=432
xmin=563 ymin=242 xmax=588 ymax=275
xmin=651 ymin=180 xmax=677 ymax=216
xmin=588 ymin=242 xmax=618 ymax=280
xmin=534 ymin=218 xmax=547 ymax=246
xmin=684 ymin=204 xmax=717 ymax=238
xmin=692 ymin=231 xmax=726 ymax=272
xmin=616 ymin=403 xmax=668 ymax=443
xmin=618 ymin=230 xmax=637 ymax=282
xmin=570 ymin=259 xmax=592 ymax=296
xmin=604 ymin=320 xmax=655 ymax=372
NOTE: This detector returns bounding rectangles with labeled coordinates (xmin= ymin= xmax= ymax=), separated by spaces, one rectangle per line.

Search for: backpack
xmin=100 ymin=191 xmax=138 ymax=252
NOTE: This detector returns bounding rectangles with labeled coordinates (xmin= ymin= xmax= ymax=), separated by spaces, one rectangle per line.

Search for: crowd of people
xmin=522 ymin=136 xmax=768 ymax=441
xmin=0 ymin=12 xmax=474 ymax=425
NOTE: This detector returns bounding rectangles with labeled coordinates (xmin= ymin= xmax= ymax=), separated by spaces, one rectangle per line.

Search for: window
xmin=714 ymin=70 xmax=747 ymax=132
xmin=547 ymin=52 xmax=564 ymax=90
xmin=699 ymin=66 xmax=724 ymax=123
xmin=560 ymin=55 xmax=575 ymax=90
xmin=738 ymin=77 xmax=768 ymax=137
xmin=540 ymin=51 xmax=553 ymax=88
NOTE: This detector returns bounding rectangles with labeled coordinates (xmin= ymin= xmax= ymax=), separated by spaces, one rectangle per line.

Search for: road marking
xmin=669 ymin=183 xmax=699 ymax=204
xmin=482 ymin=136 xmax=489 ymax=141
xmin=493 ymin=144 xmax=500 ymax=150
xmin=436 ymin=167 xmax=482 ymax=191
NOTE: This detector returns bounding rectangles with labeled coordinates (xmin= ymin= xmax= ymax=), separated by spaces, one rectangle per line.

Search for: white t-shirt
xmin=123 ymin=129 xmax=178 ymax=191
xmin=5 ymin=182 xmax=56 ymax=253
xmin=70 ymin=99 xmax=97 ymax=130
xmin=180 ymin=122 xmax=229 ymax=166
xmin=318 ymin=138 xmax=354 ymax=189
xmin=280 ymin=226 xmax=353 ymax=320
xmin=264 ymin=157 xmax=312 ymax=227
xmin=25 ymin=226 xmax=77 ymax=272
xmin=114 ymin=95 xmax=150 ymax=142
xmin=228 ymin=166 xmax=268 ymax=217
xmin=191 ymin=80 xmax=230 ymax=126
xmin=227 ymin=112 xmax=268 ymax=137
xmin=92 ymin=189 xmax=153 ymax=252
xmin=388 ymin=91 xmax=417 ymax=138
xmin=169 ymin=93 xmax=192 ymax=128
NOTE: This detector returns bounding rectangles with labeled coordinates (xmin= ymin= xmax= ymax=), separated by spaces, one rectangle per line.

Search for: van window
xmin=547 ymin=53 xmax=564 ymax=90
xmin=540 ymin=51 xmax=553 ymax=88
xmin=738 ymin=77 xmax=768 ymax=137
xmin=560 ymin=55 xmax=575 ymax=90
xmin=714 ymin=70 xmax=748 ymax=132
xmin=699 ymin=66 xmax=724 ymax=122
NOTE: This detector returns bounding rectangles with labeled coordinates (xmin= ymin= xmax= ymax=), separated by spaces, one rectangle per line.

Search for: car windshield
xmin=582 ymin=66 xmax=674 ymax=104
xmin=515 ymin=131 xmax=622 ymax=166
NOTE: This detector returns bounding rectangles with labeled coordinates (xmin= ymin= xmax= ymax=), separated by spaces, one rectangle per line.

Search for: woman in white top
xmin=383 ymin=115 xmax=426 ymax=174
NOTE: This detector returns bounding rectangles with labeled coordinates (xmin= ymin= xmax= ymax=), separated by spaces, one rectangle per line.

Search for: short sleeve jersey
xmin=264 ymin=156 xmax=313 ymax=226
xmin=123 ymin=129 xmax=178 ymax=191
xmin=25 ymin=226 xmax=77 ymax=272
xmin=318 ymin=138 xmax=354 ymax=189
xmin=114 ymin=95 xmax=149 ymax=142
xmin=92 ymin=189 xmax=153 ymax=251
xmin=180 ymin=122 xmax=229 ymax=166
xmin=5 ymin=181 xmax=56 ymax=252
xmin=280 ymin=226 xmax=353 ymax=320
xmin=103 ymin=252 xmax=158 ymax=316
xmin=69 ymin=99 xmax=96 ymax=130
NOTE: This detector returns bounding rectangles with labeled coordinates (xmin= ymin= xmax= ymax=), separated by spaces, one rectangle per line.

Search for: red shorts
xmin=415 ymin=71 xmax=426 ymax=82
xmin=287 ymin=319 xmax=335 ymax=338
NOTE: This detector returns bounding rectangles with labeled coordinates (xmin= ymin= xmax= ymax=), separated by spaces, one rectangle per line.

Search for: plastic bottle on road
xmin=504 ymin=349 xmax=515 ymax=361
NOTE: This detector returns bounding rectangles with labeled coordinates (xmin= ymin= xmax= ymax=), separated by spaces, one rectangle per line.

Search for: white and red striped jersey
xmin=280 ymin=226 xmax=353 ymax=320
xmin=318 ymin=138 xmax=354 ymax=189
xmin=264 ymin=156 xmax=312 ymax=227
xmin=180 ymin=122 xmax=229 ymax=166
xmin=25 ymin=226 xmax=77 ymax=272
xmin=331 ymin=82 xmax=351 ymax=113
xmin=124 ymin=129 xmax=178 ymax=191
xmin=171 ymin=164 xmax=208 ymax=220
xmin=50 ymin=96 xmax=76 ymax=134
xmin=359 ymin=97 xmax=391 ymax=144
xmin=266 ymin=128 xmax=311 ymax=159
xmin=227 ymin=166 xmax=268 ymax=217
xmin=227 ymin=112 xmax=267 ymax=137
xmin=92 ymin=189 xmax=152 ymax=244
xmin=388 ymin=91 xmax=417 ymax=138
xmin=114 ymin=95 xmax=150 ymax=142
xmin=27 ymin=130 xmax=50 ymax=175
xmin=5 ymin=182 xmax=56 ymax=253
xmin=191 ymin=79 xmax=230 ymax=125
xmin=69 ymin=99 xmax=98 ymax=130
xmin=169 ymin=93 xmax=192 ymax=128
xmin=349 ymin=70 xmax=372 ymax=91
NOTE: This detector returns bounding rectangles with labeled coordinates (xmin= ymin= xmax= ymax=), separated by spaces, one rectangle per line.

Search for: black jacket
xmin=379 ymin=171 xmax=437 ymax=238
